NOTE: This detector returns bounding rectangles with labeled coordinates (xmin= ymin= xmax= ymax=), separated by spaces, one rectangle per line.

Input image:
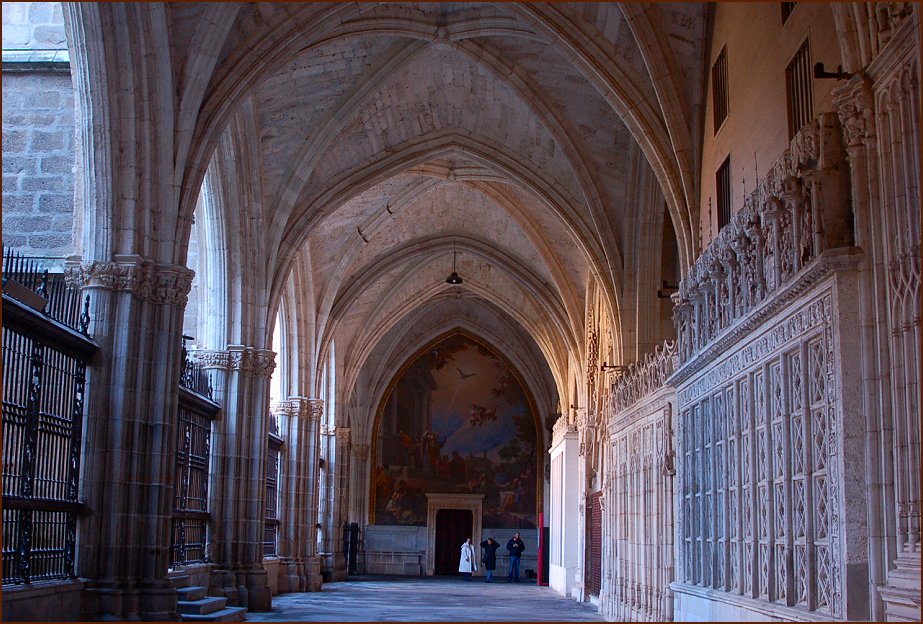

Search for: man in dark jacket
xmin=480 ymin=537 xmax=500 ymax=582
xmin=506 ymin=532 xmax=525 ymax=582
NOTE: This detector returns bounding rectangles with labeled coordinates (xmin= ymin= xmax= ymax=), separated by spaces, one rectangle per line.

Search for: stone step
xmin=176 ymin=586 xmax=208 ymax=602
xmin=171 ymin=574 xmax=192 ymax=589
xmin=180 ymin=606 xmax=247 ymax=622
xmin=178 ymin=596 xmax=228 ymax=615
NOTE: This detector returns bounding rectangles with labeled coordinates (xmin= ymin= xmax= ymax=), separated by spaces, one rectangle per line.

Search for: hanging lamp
xmin=446 ymin=244 xmax=463 ymax=284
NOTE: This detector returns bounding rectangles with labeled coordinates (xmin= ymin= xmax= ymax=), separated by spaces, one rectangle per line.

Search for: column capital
xmin=336 ymin=427 xmax=351 ymax=446
xmin=353 ymin=443 xmax=369 ymax=460
xmin=67 ymin=254 xmax=194 ymax=306
xmin=306 ymin=398 xmax=324 ymax=421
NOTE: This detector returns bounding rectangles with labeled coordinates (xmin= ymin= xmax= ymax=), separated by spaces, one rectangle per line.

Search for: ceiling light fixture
xmin=446 ymin=244 xmax=463 ymax=285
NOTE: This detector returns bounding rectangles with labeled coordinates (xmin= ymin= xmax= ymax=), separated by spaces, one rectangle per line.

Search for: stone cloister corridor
xmin=1 ymin=2 xmax=919 ymax=622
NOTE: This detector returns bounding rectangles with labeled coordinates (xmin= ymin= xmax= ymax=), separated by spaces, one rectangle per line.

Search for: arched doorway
xmin=434 ymin=508 xmax=473 ymax=575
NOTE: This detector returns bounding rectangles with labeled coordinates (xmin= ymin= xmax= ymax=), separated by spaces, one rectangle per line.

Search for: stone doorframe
xmin=425 ymin=493 xmax=485 ymax=576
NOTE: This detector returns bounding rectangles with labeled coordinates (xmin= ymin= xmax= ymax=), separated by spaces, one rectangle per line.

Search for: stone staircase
xmin=172 ymin=577 xmax=247 ymax=622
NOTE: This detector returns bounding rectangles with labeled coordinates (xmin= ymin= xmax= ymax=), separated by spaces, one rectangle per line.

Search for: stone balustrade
xmin=672 ymin=113 xmax=851 ymax=365
xmin=608 ymin=340 xmax=676 ymax=415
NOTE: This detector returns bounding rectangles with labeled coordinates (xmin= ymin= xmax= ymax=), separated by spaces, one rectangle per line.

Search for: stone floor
xmin=246 ymin=575 xmax=606 ymax=622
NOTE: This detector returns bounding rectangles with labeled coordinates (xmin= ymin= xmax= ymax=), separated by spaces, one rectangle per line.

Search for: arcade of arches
xmin=1 ymin=2 xmax=920 ymax=622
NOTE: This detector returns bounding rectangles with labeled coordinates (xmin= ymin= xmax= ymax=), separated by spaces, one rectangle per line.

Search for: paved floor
xmin=246 ymin=575 xmax=606 ymax=622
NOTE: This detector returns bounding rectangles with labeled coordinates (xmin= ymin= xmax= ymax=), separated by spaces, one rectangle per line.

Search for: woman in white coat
xmin=458 ymin=537 xmax=477 ymax=581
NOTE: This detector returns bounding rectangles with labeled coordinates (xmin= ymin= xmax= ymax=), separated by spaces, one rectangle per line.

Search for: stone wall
xmin=2 ymin=2 xmax=75 ymax=265
xmin=2 ymin=2 xmax=67 ymax=50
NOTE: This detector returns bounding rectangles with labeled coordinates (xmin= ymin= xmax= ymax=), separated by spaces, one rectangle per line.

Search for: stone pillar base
xmin=276 ymin=558 xmax=306 ymax=593
xmin=208 ymin=569 xmax=241 ymax=606
xmin=322 ymin=553 xmax=348 ymax=582
xmin=304 ymin=556 xmax=323 ymax=592
xmin=880 ymin=553 xmax=921 ymax=622
xmin=84 ymin=579 xmax=179 ymax=621
xmin=240 ymin=568 xmax=272 ymax=611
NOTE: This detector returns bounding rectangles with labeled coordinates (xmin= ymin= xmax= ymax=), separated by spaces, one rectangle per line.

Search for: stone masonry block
xmin=2 ymin=2 xmax=28 ymax=24
xmin=28 ymin=232 xmax=72 ymax=250
xmin=40 ymin=155 xmax=71 ymax=174
xmin=2 ymin=130 xmax=28 ymax=153
xmin=2 ymin=156 xmax=37 ymax=175
xmin=27 ymin=90 xmax=61 ymax=109
xmin=1 ymin=195 xmax=36 ymax=214
xmin=1 ymin=233 xmax=27 ymax=248
xmin=28 ymin=3 xmax=54 ymax=24
xmin=38 ymin=193 xmax=73 ymax=214
xmin=2 ymin=25 xmax=30 ymax=47
xmin=6 ymin=215 xmax=52 ymax=232
xmin=21 ymin=176 xmax=67 ymax=193
xmin=2 ymin=175 xmax=17 ymax=192
xmin=33 ymin=25 xmax=67 ymax=47
xmin=32 ymin=130 xmax=65 ymax=152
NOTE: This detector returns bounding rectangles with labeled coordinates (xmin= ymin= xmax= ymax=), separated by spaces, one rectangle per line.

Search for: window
xmin=781 ymin=3 xmax=797 ymax=24
xmin=716 ymin=156 xmax=732 ymax=231
xmin=712 ymin=47 xmax=729 ymax=133
xmin=786 ymin=39 xmax=813 ymax=140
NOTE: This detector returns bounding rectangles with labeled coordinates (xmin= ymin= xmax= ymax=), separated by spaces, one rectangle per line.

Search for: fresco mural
xmin=372 ymin=333 xmax=539 ymax=529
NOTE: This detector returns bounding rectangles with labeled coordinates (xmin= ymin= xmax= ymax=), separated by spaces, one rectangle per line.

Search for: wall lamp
xmin=814 ymin=62 xmax=851 ymax=81
xmin=600 ymin=361 xmax=629 ymax=372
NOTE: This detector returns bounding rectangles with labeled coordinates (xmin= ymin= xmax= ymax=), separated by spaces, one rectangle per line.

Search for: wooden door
xmin=434 ymin=508 xmax=473 ymax=575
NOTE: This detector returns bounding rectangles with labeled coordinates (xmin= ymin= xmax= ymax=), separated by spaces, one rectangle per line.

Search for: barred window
xmin=786 ymin=39 xmax=813 ymax=140
xmin=712 ymin=46 xmax=729 ymax=134
xmin=716 ymin=155 xmax=732 ymax=231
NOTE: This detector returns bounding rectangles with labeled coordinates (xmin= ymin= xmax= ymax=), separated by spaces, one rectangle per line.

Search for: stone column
xmin=303 ymin=399 xmax=324 ymax=591
xmin=72 ymin=256 xmax=193 ymax=620
xmin=350 ymin=443 xmax=370 ymax=534
xmin=272 ymin=397 xmax=322 ymax=593
xmin=196 ymin=346 xmax=275 ymax=611
xmin=324 ymin=427 xmax=351 ymax=581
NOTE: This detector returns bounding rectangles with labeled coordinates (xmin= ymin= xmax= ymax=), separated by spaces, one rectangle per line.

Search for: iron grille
xmin=264 ymin=431 xmax=282 ymax=557
xmin=171 ymin=388 xmax=218 ymax=567
xmin=2 ymin=250 xmax=95 ymax=585
xmin=586 ymin=491 xmax=603 ymax=596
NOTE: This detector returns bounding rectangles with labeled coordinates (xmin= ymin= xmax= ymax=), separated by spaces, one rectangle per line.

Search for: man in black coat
xmin=480 ymin=537 xmax=500 ymax=582
xmin=506 ymin=532 xmax=525 ymax=582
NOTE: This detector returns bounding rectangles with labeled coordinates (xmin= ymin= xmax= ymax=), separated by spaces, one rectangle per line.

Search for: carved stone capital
xmin=353 ymin=443 xmax=370 ymax=461
xmin=833 ymin=74 xmax=875 ymax=147
xmin=552 ymin=414 xmax=578 ymax=445
xmin=336 ymin=427 xmax=351 ymax=447
xmin=71 ymin=254 xmax=194 ymax=306
xmin=306 ymin=399 xmax=324 ymax=421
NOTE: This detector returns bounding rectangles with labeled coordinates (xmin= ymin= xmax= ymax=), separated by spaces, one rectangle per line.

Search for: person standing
xmin=506 ymin=532 xmax=525 ymax=582
xmin=480 ymin=537 xmax=500 ymax=582
xmin=459 ymin=537 xmax=477 ymax=581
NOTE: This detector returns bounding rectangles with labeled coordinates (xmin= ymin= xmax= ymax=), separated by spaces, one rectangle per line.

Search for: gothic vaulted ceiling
xmin=173 ymin=2 xmax=706 ymax=409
